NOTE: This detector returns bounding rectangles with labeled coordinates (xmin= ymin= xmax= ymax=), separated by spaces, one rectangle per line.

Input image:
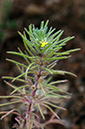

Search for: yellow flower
xmin=40 ymin=40 xmax=48 ymax=47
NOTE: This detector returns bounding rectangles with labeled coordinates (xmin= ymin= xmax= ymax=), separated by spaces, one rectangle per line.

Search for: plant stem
xmin=26 ymin=65 xmax=42 ymax=128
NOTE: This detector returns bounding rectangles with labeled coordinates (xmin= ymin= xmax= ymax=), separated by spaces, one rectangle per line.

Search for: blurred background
xmin=0 ymin=0 xmax=85 ymax=129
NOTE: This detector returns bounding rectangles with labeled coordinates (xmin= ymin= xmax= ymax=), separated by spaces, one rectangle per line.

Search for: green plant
xmin=0 ymin=20 xmax=80 ymax=129
xmin=0 ymin=1 xmax=18 ymax=42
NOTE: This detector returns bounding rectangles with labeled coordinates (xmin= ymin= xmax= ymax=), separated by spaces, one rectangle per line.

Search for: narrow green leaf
xmin=52 ymin=70 xmax=77 ymax=77
xmin=18 ymin=31 xmax=37 ymax=54
xmin=11 ymin=85 xmax=29 ymax=95
xmin=49 ymin=62 xmax=57 ymax=69
xmin=6 ymin=58 xmax=27 ymax=68
xmin=0 ymin=95 xmax=23 ymax=99
xmin=25 ymin=62 xmax=35 ymax=80
xmin=24 ymin=40 xmax=33 ymax=56
xmin=51 ymin=46 xmax=62 ymax=52
xmin=65 ymin=48 xmax=81 ymax=53
xmin=39 ymin=82 xmax=45 ymax=95
xmin=44 ymin=94 xmax=67 ymax=99
xmin=46 ymin=89 xmax=69 ymax=97
xmin=12 ymin=71 xmax=32 ymax=82
xmin=35 ymin=101 xmax=45 ymax=119
xmin=2 ymin=76 xmax=27 ymax=83
xmin=44 ymin=20 xmax=49 ymax=27
xmin=52 ymin=30 xmax=64 ymax=42
xmin=55 ymin=48 xmax=80 ymax=56
xmin=30 ymin=56 xmax=41 ymax=60
xmin=12 ymin=73 xmax=25 ymax=82
xmin=48 ymin=30 xmax=62 ymax=41
xmin=42 ymin=83 xmax=59 ymax=91
xmin=23 ymin=31 xmax=34 ymax=56
xmin=43 ymin=67 xmax=53 ymax=74
xmin=0 ymin=100 xmax=21 ymax=107
xmin=7 ymin=51 xmax=30 ymax=59
xmin=41 ymin=103 xmax=60 ymax=119
xmin=53 ymin=37 xmax=69 ymax=45
xmin=47 ymin=60 xmax=58 ymax=68
xmin=33 ymin=31 xmax=39 ymax=39
xmin=16 ymin=64 xmax=23 ymax=74
xmin=18 ymin=47 xmax=30 ymax=64
xmin=57 ymin=37 xmax=74 ymax=48
xmin=49 ymin=80 xmax=68 ymax=85
xmin=54 ymin=36 xmax=74 ymax=46
xmin=49 ymin=37 xmax=74 ymax=51
xmin=43 ymin=101 xmax=65 ymax=110
xmin=40 ymin=21 xmax=44 ymax=29
xmin=24 ymin=28 xmax=35 ymax=41
xmin=29 ymin=24 xmax=33 ymax=34
xmin=55 ymin=52 xmax=69 ymax=56
xmin=43 ymin=50 xmax=55 ymax=61
xmin=46 ymin=27 xmax=56 ymax=38
xmin=24 ymin=38 xmax=37 ymax=54
xmin=45 ymin=76 xmax=52 ymax=84
xmin=31 ymin=64 xmax=39 ymax=70
xmin=48 ymin=55 xmax=70 ymax=61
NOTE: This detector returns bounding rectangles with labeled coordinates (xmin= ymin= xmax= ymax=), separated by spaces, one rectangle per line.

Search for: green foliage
xmin=0 ymin=1 xmax=18 ymax=42
xmin=0 ymin=20 xmax=80 ymax=129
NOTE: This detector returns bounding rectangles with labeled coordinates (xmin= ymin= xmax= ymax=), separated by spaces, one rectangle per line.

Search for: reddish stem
xmin=27 ymin=68 xmax=41 ymax=113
